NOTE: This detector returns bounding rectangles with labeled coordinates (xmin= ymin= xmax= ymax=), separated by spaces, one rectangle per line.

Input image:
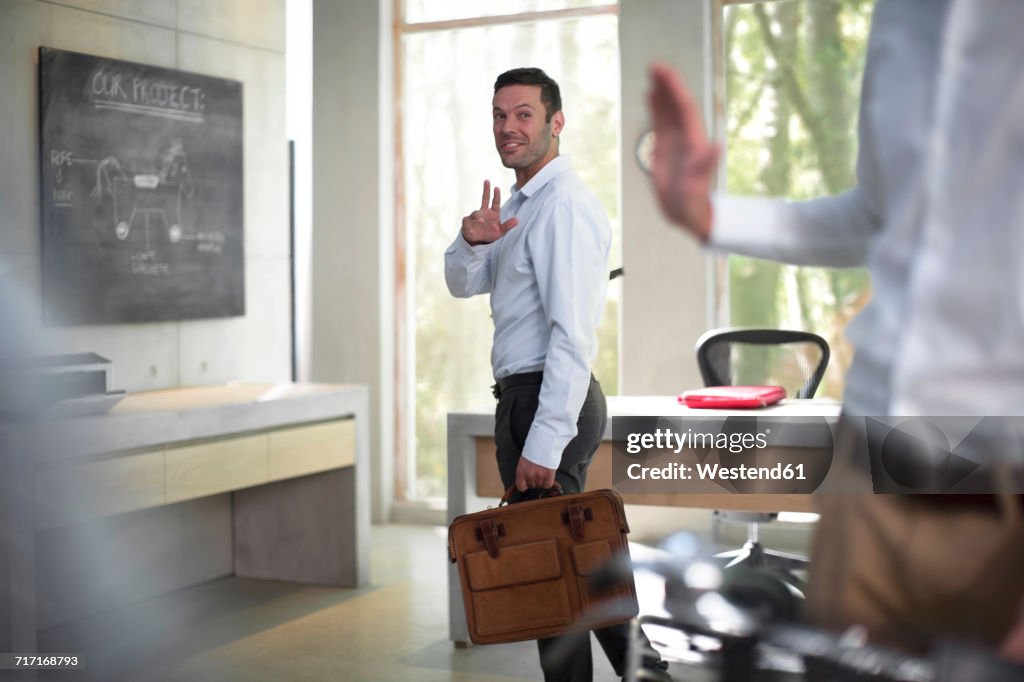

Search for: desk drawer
xmin=35 ymin=420 xmax=356 ymax=527
xmin=36 ymin=451 xmax=165 ymax=529
xmin=268 ymin=419 xmax=356 ymax=481
xmin=165 ymin=434 xmax=269 ymax=503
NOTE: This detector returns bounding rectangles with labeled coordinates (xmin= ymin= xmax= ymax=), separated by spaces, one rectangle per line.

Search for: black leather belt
xmin=492 ymin=371 xmax=544 ymax=399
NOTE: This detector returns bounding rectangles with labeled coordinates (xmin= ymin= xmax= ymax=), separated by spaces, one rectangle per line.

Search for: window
xmin=718 ymin=0 xmax=874 ymax=397
xmin=397 ymin=3 xmax=621 ymax=500
xmin=405 ymin=0 xmax=614 ymax=24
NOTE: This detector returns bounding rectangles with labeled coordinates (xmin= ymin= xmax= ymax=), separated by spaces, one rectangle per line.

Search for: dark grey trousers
xmin=493 ymin=374 xmax=646 ymax=682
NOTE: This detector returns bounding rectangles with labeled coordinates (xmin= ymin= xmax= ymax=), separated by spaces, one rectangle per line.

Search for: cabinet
xmin=1 ymin=383 xmax=370 ymax=667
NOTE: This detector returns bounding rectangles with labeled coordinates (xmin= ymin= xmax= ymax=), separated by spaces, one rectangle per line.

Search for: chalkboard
xmin=39 ymin=47 xmax=245 ymax=325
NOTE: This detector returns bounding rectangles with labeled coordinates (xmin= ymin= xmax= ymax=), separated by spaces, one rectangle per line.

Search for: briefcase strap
xmin=563 ymin=503 xmax=593 ymax=541
xmin=478 ymin=519 xmax=503 ymax=558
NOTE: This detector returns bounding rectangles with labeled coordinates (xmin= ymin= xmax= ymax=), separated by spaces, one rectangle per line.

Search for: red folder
xmin=678 ymin=385 xmax=787 ymax=409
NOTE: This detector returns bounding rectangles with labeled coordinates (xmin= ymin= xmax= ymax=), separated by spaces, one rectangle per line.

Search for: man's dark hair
xmin=494 ymin=68 xmax=562 ymax=122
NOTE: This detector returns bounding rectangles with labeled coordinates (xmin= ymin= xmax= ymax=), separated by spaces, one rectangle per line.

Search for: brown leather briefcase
xmin=447 ymin=487 xmax=638 ymax=645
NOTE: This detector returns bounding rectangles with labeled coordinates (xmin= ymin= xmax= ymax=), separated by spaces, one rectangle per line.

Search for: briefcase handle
xmin=499 ymin=481 xmax=564 ymax=506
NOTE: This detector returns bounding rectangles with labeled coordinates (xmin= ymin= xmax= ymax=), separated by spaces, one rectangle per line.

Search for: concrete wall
xmin=620 ymin=0 xmax=713 ymax=395
xmin=308 ymin=0 xmax=394 ymax=522
xmin=0 ymin=0 xmax=291 ymax=393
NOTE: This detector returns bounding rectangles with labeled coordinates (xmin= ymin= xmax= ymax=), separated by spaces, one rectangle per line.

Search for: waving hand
xmin=461 ymin=180 xmax=519 ymax=246
xmin=647 ymin=63 xmax=720 ymax=241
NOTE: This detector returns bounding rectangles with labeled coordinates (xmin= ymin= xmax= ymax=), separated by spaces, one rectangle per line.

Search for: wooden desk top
xmin=606 ymin=395 xmax=842 ymax=418
xmin=456 ymin=397 xmax=842 ymax=514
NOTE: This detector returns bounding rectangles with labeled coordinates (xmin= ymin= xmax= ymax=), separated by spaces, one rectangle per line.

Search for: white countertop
xmin=5 ymin=382 xmax=369 ymax=464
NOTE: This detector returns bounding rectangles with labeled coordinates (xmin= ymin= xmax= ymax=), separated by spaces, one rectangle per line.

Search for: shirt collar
xmin=511 ymin=155 xmax=572 ymax=199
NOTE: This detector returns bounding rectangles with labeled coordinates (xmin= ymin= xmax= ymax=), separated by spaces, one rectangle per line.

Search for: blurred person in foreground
xmin=646 ymin=0 xmax=1024 ymax=662
xmin=445 ymin=67 xmax=668 ymax=681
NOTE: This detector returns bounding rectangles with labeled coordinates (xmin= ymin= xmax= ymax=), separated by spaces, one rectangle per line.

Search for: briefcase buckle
xmin=563 ymin=504 xmax=593 ymax=541
xmin=476 ymin=519 xmax=506 ymax=558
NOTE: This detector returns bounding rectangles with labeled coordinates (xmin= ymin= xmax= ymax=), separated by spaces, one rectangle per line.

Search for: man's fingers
xmin=648 ymin=63 xmax=684 ymax=131
xmin=516 ymin=458 xmax=557 ymax=492
xmin=499 ymin=217 xmax=519 ymax=233
xmin=650 ymin=62 xmax=693 ymax=123
xmin=648 ymin=62 xmax=707 ymax=149
xmin=481 ymin=179 xmax=490 ymax=210
xmin=491 ymin=186 xmax=501 ymax=211
xmin=672 ymin=73 xmax=707 ymax=149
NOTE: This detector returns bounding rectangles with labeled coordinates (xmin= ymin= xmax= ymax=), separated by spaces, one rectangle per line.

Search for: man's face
xmin=492 ymin=84 xmax=563 ymax=173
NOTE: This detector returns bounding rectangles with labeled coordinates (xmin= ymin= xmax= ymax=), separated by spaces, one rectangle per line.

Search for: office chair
xmin=695 ymin=327 xmax=830 ymax=591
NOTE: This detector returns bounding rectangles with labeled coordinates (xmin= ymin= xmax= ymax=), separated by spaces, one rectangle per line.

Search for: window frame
xmin=392 ymin=0 xmax=621 ymax=504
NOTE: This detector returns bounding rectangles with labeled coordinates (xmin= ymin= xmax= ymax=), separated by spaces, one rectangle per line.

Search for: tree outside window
xmin=721 ymin=0 xmax=874 ymax=397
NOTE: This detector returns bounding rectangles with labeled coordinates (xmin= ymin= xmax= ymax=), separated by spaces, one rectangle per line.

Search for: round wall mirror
xmin=635 ymin=129 xmax=655 ymax=173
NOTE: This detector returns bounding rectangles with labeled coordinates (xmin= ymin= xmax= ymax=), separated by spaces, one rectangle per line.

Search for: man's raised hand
xmin=461 ymin=180 xmax=519 ymax=246
xmin=647 ymin=63 xmax=720 ymax=242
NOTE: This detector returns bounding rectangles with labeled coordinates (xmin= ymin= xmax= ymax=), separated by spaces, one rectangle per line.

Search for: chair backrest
xmin=695 ymin=328 xmax=830 ymax=399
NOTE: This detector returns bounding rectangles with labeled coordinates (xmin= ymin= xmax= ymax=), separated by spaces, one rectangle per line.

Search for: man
xmin=647 ymin=0 xmax=1024 ymax=662
xmin=445 ymin=68 xmax=667 ymax=682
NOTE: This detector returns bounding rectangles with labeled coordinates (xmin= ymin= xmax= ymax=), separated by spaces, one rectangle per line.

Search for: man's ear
xmin=551 ymin=111 xmax=565 ymax=138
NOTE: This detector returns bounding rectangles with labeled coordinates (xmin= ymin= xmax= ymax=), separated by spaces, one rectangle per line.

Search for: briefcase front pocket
xmin=464 ymin=539 xmax=573 ymax=637
xmin=571 ymin=539 xmax=638 ymax=620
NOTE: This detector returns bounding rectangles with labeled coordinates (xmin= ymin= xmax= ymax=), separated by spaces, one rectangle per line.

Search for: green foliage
xmin=724 ymin=0 xmax=874 ymax=398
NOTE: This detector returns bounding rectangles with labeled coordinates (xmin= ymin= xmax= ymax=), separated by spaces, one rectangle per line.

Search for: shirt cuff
xmin=708 ymin=192 xmax=804 ymax=260
xmin=521 ymin=428 xmax=566 ymax=471
xmin=455 ymin=232 xmax=497 ymax=255
xmin=707 ymin=192 xmax=745 ymax=252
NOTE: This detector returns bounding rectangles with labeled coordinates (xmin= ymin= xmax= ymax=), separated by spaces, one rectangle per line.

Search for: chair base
xmin=715 ymin=540 xmax=808 ymax=593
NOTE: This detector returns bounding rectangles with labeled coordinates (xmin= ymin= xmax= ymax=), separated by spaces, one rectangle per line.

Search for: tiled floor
xmin=39 ymin=516 xmax=812 ymax=681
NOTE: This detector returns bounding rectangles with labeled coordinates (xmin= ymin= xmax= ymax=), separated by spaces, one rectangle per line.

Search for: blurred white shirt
xmin=444 ymin=156 xmax=611 ymax=468
xmin=710 ymin=0 xmax=1024 ymax=416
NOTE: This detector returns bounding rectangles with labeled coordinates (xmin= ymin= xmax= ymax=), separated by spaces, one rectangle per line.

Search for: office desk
xmin=446 ymin=396 xmax=841 ymax=644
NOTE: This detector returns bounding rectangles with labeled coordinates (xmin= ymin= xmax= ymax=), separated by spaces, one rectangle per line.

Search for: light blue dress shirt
xmin=445 ymin=155 xmax=611 ymax=469
xmin=710 ymin=0 xmax=1024 ymax=417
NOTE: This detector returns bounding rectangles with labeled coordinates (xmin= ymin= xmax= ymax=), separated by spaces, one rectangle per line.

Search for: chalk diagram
xmin=49 ymin=138 xmax=229 ymax=257
xmin=84 ymin=138 xmax=224 ymax=250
